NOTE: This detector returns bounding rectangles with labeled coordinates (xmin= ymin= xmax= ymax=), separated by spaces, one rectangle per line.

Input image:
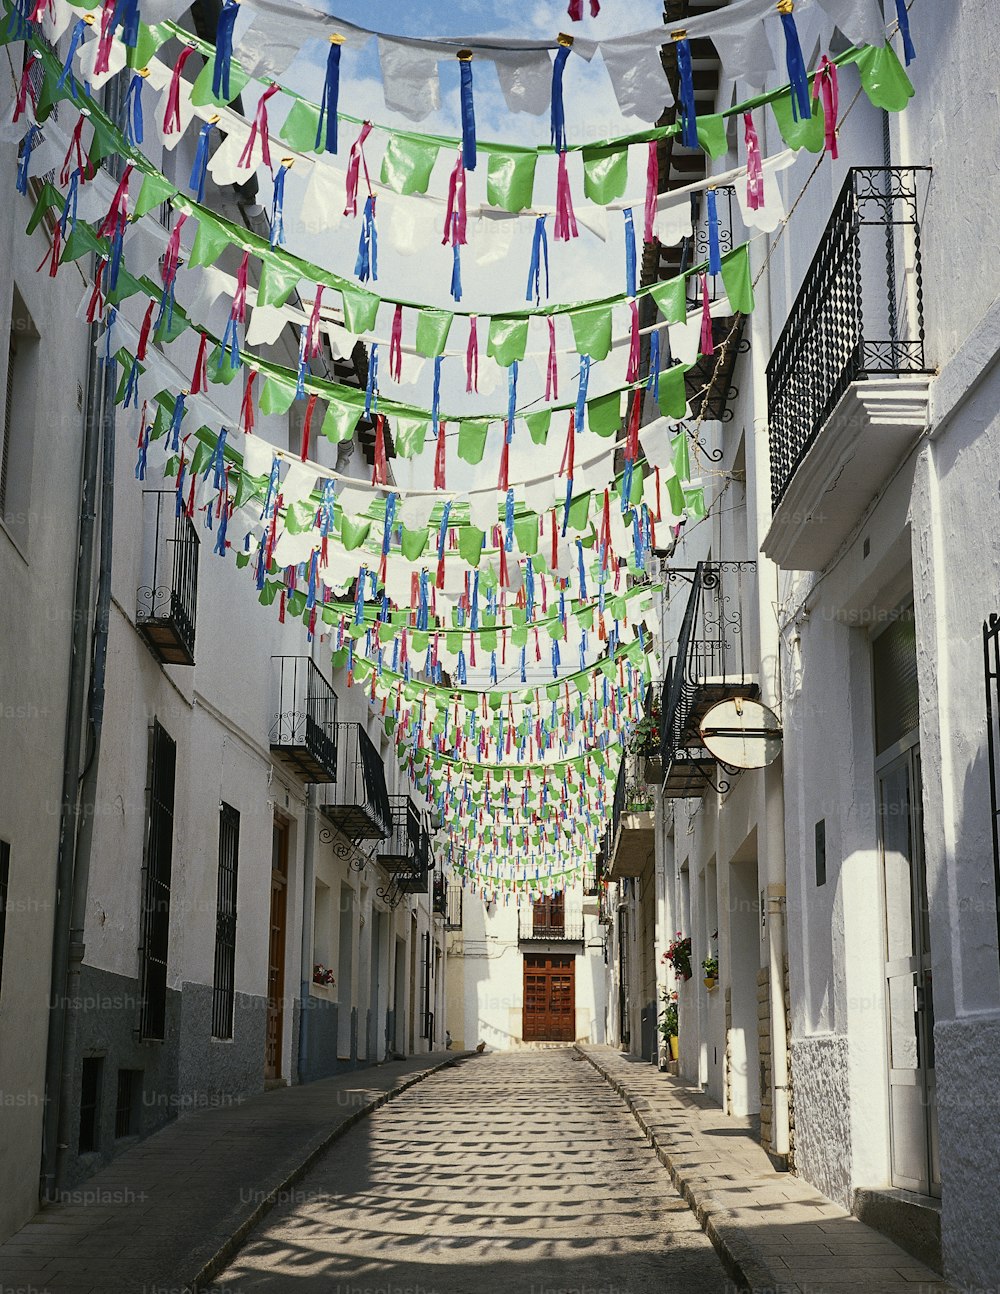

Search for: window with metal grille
xmin=114 ymin=1068 xmax=141 ymax=1138
xmin=872 ymin=606 xmax=919 ymax=755
xmin=0 ymin=840 xmax=9 ymax=1000
xmin=139 ymin=721 xmax=176 ymax=1041
xmin=79 ymin=1056 xmax=103 ymax=1153
xmin=212 ymin=803 xmax=240 ymax=1040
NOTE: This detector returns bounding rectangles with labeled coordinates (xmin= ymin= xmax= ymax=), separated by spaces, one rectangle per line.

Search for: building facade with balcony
xmin=616 ymin=2 xmax=1000 ymax=1287
xmin=0 ymin=4 xmax=447 ymax=1243
xmin=446 ymin=880 xmax=608 ymax=1051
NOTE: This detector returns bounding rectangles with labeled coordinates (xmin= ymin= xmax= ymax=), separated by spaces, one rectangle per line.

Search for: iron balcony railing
xmin=269 ymin=657 xmax=338 ymax=782
xmin=518 ymin=908 xmax=585 ymax=943
xmin=317 ymin=722 xmax=391 ymax=840
xmin=378 ymin=795 xmax=430 ymax=896
xmin=432 ymin=870 xmax=447 ymax=917
xmin=767 ymin=166 xmax=932 ymax=507
xmin=136 ymin=490 xmax=199 ymax=665
xmin=660 ymin=562 xmax=757 ymax=780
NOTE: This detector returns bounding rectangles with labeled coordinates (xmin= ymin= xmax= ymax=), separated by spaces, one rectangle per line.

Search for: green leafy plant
xmin=702 ymin=955 xmax=719 ymax=979
xmin=658 ymin=987 xmax=679 ymax=1038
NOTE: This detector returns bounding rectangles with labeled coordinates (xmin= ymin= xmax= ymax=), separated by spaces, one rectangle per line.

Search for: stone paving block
xmin=576 ymin=1045 xmax=957 ymax=1294
xmin=0 ymin=1051 xmax=467 ymax=1294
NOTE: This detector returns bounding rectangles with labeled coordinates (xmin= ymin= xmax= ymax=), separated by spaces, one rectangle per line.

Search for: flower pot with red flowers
xmin=662 ymin=933 xmax=692 ymax=981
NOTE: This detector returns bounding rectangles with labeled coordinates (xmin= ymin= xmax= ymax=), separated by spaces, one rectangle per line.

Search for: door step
xmin=852 ymin=1187 xmax=942 ymax=1273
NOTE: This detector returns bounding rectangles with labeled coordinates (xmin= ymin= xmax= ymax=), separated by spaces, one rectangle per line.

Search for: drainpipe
xmin=297 ymin=784 xmax=317 ymax=1084
xmin=40 ymin=320 xmax=109 ymax=1200
xmin=745 ymin=130 xmax=791 ymax=1159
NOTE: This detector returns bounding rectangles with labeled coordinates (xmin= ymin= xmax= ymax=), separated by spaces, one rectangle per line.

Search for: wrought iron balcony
xmin=606 ymin=755 xmax=656 ymax=880
xmin=432 ymin=870 xmax=447 ymax=918
xmin=269 ymin=657 xmax=338 ymax=782
xmin=377 ymin=795 xmax=430 ymax=902
xmin=660 ymin=561 xmax=758 ymax=797
xmin=317 ymin=722 xmax=391 ymax=841
xmin=518 ymin=899 xmax=584 ymax=944
xmin=136 ymin=491 xmax=199 ymax=666
xmin=444 ymin=884 xmax=463 ymax=929
xmin=767 ymin=167 xmax=932 ymax=514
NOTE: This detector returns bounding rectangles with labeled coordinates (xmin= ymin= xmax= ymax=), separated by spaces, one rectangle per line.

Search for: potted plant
xmin=702 ymin=955 xmax=718 ymax=990
xmin=313 ymin=963 xmax=336 ymax=987
xmin=658 ymin=987 xmax=679 ymax=1061
xmin=625 ymin=778 xmax=654 ymax=813
xmin=662 ymin=933 xmax=692 ymax=981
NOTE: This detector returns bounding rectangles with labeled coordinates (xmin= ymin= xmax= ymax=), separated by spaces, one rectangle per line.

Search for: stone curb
xmin=575 ymin=1044 xmax=775 ymax=1294
xmin=184 ymin=1052 xmax=475 ymax=1294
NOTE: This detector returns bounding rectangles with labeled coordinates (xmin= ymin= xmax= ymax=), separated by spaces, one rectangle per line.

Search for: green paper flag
xmin=854 ymin=43 xmax=915 ymax=113
xmin=513 ymin=514 xmax=538 ymax=556
xmin=671 ymin=430 xmax=691 ymax=482
xmin=665 ymin=473 xmax=686 ymax=518
xmin=381 ymin=135 xmax=441 ymax=195
xmin=457 ymin=419 xmax=490 ymax=465
xmin=127 ymin=23 xmax=168 ymax=73
xmin=684 ymin=486 xmax=707 ymax=520
xmin=135 ymin=171 xmax=176 ymax=220
xmin=657 ymin=365 xmax=689 ymax=419
xmin=587 ymin=391 xmax=622 ymax=438
xmin=321 ymin=399 xmax=361 ymax=444
xmin=696 ymin=115 xmax=729 ymax=160
xmin=259 ymin=374 xmax=297 ymax=416
xmin=486 ymin=150 xmax=537 ymax=212
xmin=525 ymin=410 xmax=551 ymax=445
xmin=649 ymin=275 xmax=687 ymax=324
xmin=569 ymin=304 xmax=613 ymax=362
xmin=190 ymin=214 xmax=230 ymax=268
xmin=459 ymin=527 xmax=485 ymax=567
xmin=191 ymin=58 xmax=249 ymax=108
xmin=415 ymin=308 xmax=453 ymax=357
xmin=106 ymin=267 xmax=143 ymax=306
xmin=258 ymin=259 xmax=301 ymax=308
xmin=771 ymin=90 xmax=826 ymax=153
xmin=340 ymin=284 xmax=380 ymax=333
xmin=582 ymin=144 xmax=629 ymax=204
xmin=400 ymin=526 xmax=429 ymax=561
xmin=487 ymin=317 xmax=530 ymax=367
xmin=285 ymin=499 xmax=316 ymax=534
xmin=720 ymin=245 xmax=754 ymax=315
xmin=567 ymin=492 xmax=590 ymax=532
xmin=339 ymin=515 xmax=372 ymax=550
xmin=278 ymin=98 xmax=322 ymax=151
xmin=208 ymin=344 xmax=241 ymax=386
xmin=393 ymin=416 xmax=428 ymax=459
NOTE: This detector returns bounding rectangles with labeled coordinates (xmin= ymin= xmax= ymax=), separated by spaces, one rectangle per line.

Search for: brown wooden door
xmin=523 ymin=953 xmax=576 ymax=1042
xmin=265 ymin=819 xmax=289 ymax=1081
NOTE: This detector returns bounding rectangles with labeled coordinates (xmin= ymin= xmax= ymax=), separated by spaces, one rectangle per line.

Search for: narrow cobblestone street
xmin=207 ymin=1050 xmax=730 ymax=1294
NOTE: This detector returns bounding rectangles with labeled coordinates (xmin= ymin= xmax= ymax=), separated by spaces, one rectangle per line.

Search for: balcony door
xmin=523 ymin=953 xmax=575 ymax=1042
